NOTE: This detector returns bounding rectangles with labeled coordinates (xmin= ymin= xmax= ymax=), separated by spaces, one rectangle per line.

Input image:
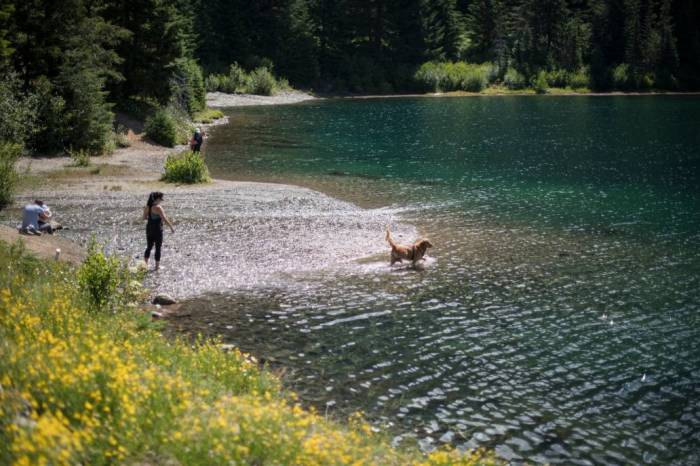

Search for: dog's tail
xmin=385 ymin=226 xmax=396 ymax=248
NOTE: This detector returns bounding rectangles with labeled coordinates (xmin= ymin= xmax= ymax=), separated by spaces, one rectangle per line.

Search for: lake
xmin=191 ymin=96 xmax=700 ymax=465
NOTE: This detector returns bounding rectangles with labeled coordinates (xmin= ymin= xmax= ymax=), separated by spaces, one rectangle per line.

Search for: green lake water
xmin=194 ymin=96 xmax=700 ymax=464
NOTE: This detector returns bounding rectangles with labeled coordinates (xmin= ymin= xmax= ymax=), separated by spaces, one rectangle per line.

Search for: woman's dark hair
xmin=147 ymin=192 xmax=164 ymax=207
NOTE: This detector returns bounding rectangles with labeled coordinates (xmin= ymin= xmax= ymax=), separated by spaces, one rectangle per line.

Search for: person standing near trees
xmin=143 ymin=192 xmax=175 ymax=271
xmin=190 ymin=127 xmax=204 ymax=153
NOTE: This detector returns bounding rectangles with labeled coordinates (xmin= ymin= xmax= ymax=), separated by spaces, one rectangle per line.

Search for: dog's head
xmin=416 ymin=239 xmax=433 ymax=252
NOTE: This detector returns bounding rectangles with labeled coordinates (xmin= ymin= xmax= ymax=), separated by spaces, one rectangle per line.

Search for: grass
xmin=193 ymin=108 xmax=225 ymax=124
xmin=48 ymin=164 xmax=133 ymax=180
xmin=0 ymin=240 xmax=499 ymax=465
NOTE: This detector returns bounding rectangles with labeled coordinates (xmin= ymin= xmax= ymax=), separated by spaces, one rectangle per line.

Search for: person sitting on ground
xmin=37 ymin=201 xmax=51 ymax=229
xmin=21 ymin=200 xmax=53 ymax=235
xmin=190 ymin=127 xmax=204 ymax=153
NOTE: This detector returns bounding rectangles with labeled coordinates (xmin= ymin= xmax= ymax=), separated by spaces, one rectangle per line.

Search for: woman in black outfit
xmin=143 ymin=192 xmax=175 ymax=270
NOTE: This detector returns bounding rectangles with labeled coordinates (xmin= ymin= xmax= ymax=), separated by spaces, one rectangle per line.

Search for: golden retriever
xmin=385 ymin=227 xmax=433 ymax=267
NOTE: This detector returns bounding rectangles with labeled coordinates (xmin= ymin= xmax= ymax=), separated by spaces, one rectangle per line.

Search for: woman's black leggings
xmin=145 ymin=230 xmax=163 ymax=262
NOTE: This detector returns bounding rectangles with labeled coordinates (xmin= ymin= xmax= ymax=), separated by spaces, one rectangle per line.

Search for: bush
xmin=461 ymin=64 xmax=490 ymax=92
xmin=568 ymin=68 xmax=591 ymax=89
xmin=205 ymin=73 xmax=221 ymax=92
xmin=414 ymin=61 xmax=491 ymax=92
xmin=247 ymin=67 xmax=276 ymax=95
xmin=205 ymin=64 xmax=250 ymax=94
xmin=145 ymin=109 xmax=178 ymax=147
xmin=76 ymin=237 xmax=147 ymax=312
xmin=545 ymin=69 xmax=569 ymax=88
xmin=228 ymin=62 xmax=250 ymax=91
xmin=641 ymin=73 xmax=655 ymax=89
xmin=113 ymin=124 xmax=131 ymax=148
xmin=414 ymin=62 xmax=443 ymax=92
xmin=612 ymin=64 xmax=631 ymax=90
xmin=69 ymin=148 xmax=91 ymax=167
xmin=206 ymin=63 xmax=291 ymax=96
xmin=533 ymin=71 xmax=549 ymax=94
xmin=77 ymin=237 xmax=122 ymax=311
xmin=503 ymin=67 xmax=526 ymax=89
xmin=162 ymin=150 xmax=210 ymax=184
xmin=0 ymin=142 xmax=21 ymax=210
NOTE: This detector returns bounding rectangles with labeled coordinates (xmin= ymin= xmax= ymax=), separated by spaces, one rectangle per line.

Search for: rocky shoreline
xmin=5 ymin=92 xmax=407 ymax=301
xmin=206 ymin=90 xmax=317 ymax=107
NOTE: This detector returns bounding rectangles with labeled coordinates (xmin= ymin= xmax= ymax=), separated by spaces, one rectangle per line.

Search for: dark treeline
xmin=198 ymin=0 xmax=700 ymax=93
xmin=1 ymin=0 xmax=699 ymax=159
xmin=1 ymin=0 xmax=204 ymax=157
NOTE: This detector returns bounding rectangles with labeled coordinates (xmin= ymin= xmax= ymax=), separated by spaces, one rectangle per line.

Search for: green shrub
xmin=641 ymin=73 xmax=655 ymax=89
xmin=247 ymin=67 xmax=276 ymax=95
xmin=228 ymin=62 xmax=250 ymax=91
xmin=69 ymin=148 xmax=91 ymax=167
xmin=145 ymin=109 xmax=178 ymax=147
xmin=414 ymin=61 xmax=491 ymax=92
xmin=113 ymin=124 xmax=131 ymax=148
xmin=461 ymin=64 xmax=489 ymax=92
xmin=205 ymin=64 xmax=250 ymax=94
xmin=545 ymin=69 xmax=569 ymax=88
xmin=76 ymin=237 xmax=146 ymax=312
xmin=568 ymin=68 xmax=591 ymax=89
xmin=0 ymin=142 xmax=21 ymax=210
xmin=533 ymin=71 xmax=549 ymax=94
xmin=414 ymin=62 xmax=443 ymax=92
xmin=162 ymin=150 xmax=210 ymax=184
xmin=205 ymin=73 xmax=221 ymax=92
xmin=612 ymin=64 xmax=631 ymax=90
xmin=504 ymin=67 xmax=526 ymax=89
xmin=206 ymin=63 xmax=291 ymax=95
xmin=77 ymin=237 xmax=122 ymax=312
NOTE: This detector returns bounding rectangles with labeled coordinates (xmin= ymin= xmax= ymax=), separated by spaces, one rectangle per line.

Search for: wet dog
xmin=385 ymin=227 xmax=433 ymax=268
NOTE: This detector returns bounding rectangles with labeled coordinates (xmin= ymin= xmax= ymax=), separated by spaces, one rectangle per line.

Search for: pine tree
xmin=104 ymin=0 xmax=192 ymax=105
xmin=7 ymin=0 xmax=125 ymax=153
xmin=0 ymin=2 xmax=14 ymax=66
xmin=420 ymin=0 xmax=462 ymax=61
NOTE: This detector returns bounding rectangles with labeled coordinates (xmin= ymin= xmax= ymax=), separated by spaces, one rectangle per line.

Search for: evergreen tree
xmin=0 ymin=2 xmax=14 ymax=66
xmin=7 ymin=0 xmax=124 ymax=153
xmin=420 ymin=0 xmax=462 ymax=61
xmin=104 ymin=0 xmax=192 ymax=105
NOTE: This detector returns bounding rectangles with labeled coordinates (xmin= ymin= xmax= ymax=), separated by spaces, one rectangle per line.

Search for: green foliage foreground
xmin=0 ymin=241 xmax=499 ymax=465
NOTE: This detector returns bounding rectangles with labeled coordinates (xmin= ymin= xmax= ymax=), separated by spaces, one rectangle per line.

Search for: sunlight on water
xmin=7 ymin=96 xmax=698 ymax=465
xmin=194 ymin=96 xmax=700 ymax=465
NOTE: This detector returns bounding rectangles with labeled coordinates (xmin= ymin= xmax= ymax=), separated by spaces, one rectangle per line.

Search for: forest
xmin=1 ymin=0 xmax=699 ymax=156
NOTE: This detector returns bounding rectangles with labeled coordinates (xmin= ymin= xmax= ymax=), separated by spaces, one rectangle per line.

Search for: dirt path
xmin=0 ymin=224 xmax=85 ymax=264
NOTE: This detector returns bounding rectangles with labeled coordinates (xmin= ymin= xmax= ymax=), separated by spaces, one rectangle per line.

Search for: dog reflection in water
xmin=385 ymin=227 xmax=433 ymax=269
